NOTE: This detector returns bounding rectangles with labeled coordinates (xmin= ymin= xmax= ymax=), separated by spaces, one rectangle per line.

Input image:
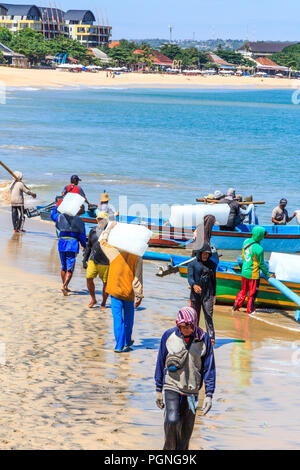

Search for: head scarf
xmin=226 ymin=187 xmax=236 ymax=201
xmin=176 ymin=307 xmax=197 ymax=328
xmin=176 ymin=307 xmax=204 ymax=340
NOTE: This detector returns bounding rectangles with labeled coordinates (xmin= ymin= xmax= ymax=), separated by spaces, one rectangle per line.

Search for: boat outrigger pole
xmin=263 ymin=274 xmax=300 ymax=320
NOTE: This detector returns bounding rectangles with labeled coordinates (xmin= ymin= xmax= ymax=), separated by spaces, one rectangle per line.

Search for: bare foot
xmin=61 ymin=287 xmax=69 ymax=296
xmin=100 ymin=304 xmax=106 ymax=310
xmin=88 ymin=299 xmax=97 ymax=308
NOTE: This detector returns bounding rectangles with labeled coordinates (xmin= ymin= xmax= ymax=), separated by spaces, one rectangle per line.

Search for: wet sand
xmin=1 ymin=67 xmax=299 ymax=90
xmin=0 ymin=208 xmax=300 ymax=449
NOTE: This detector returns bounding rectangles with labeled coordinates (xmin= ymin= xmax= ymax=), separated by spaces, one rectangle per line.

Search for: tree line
xmin=1 ymin=28 xmax=299 ymax=71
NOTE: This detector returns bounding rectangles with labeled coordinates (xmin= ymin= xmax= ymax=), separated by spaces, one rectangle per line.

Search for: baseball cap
xmin=280 ymin=198 xmax=287 ymax=205
xmin=71 ymin=175 xmax=81 ymax=183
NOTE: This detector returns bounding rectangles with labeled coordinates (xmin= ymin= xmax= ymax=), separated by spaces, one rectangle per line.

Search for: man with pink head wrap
xmin=155 ymin=306 xmax=216 ymax=450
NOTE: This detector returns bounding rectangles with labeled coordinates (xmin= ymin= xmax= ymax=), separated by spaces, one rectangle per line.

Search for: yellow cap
xmin=96 ymin=211 xmax=109 ymax=220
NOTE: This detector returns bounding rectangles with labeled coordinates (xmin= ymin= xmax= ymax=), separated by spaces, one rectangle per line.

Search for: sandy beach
xmin=1 ymin=67 xmax=300 ymax=90
xmin=0 ymin=208 xmax=300 ymax=450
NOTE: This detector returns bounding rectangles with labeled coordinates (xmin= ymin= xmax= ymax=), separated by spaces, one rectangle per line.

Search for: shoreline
xmin=1 ymin=67 xmax=300 ymax=90
xmin=0 ymin=211 xmax=300 ymax=449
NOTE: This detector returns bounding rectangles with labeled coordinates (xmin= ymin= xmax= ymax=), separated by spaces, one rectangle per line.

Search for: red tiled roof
xmin=207 ymin=52 xmax=235 ymax=67
xmin=133 ymin=48 xmax=173 ymax=65
xmin=255 ymin=57 xmax=279 ymax=66
xmin=109 ymin=41 xmax=120 ymax=49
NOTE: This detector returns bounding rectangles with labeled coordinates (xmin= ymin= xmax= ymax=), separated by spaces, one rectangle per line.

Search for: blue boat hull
xmin=37 ymin=206 xmax=300 ymax=253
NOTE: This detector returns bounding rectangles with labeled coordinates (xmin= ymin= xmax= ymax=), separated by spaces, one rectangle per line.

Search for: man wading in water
xmin=155 ymin=307 xmax=216 ymax=450
xmin=10 ymin=171 xmax=36 ymax=233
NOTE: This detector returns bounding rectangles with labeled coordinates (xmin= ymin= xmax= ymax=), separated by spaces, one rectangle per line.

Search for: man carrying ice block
xmin=100 ymin=221 xmax=144 ymax=353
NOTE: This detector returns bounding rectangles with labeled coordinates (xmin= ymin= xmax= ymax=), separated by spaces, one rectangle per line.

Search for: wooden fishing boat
xmin=172 ymin=255 xmax=300 ymax=311
xmin=37 ymin=206 xmax=300 ymax=253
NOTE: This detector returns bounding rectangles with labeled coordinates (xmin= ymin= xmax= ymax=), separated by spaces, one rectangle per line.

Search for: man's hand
xmin=155 ymin=391 xmax=164 ymax=409
xmin=201 ymin=396 xmax=212 ymax=415
xmin=32 ymin=193 xmax=37 ymax=199
xmin=110 ymin=220 xmax=117 ymax=230
xmin=269 ymin=273 xmax=276 ymax=278
xmin=135 ymin=298 xmax=142 ymax=309
xmin=193 ymin=284 xmax=202 ymax=295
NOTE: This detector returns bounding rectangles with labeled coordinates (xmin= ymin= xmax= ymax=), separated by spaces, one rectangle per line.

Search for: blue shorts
xmin=59 ymin=251 xmax=76 ymax=272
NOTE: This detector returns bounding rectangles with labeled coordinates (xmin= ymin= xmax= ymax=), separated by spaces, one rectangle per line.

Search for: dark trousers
xmin=11 ymin=205 xmax=25 ymax=231
xmin=163 ymin=390 xmax=196 ymax=450
xmin=191 ymin=295 xmax=215 ymax=340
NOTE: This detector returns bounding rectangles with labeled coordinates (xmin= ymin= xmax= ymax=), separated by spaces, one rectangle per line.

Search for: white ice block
xmin=169 ymin=204 xmax=230 ymax=228
xmin=57 ymin=192 xmax=85 ymax=217
xmin=106 ymin=223 xmax=152 ymax=257
xmin=269 ymin=252 xmax=300 ymax=282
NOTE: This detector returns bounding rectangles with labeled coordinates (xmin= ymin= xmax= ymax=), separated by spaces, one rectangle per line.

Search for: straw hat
xmin=100 ymin=192 xmax=110 ymax=203
xmin=204 ymin=193 xmax=215 ymax=200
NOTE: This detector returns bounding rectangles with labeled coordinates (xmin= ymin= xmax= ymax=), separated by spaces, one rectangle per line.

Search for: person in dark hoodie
xmin=155 ymin=306 xmax=216 ymax=450
xmin=219 ymin=188 xmax=242 ymax=231
xmin=188 ymin=243 xmax=217 ymax=344
xmin=51 ymin=205 xmax=86 ymax=295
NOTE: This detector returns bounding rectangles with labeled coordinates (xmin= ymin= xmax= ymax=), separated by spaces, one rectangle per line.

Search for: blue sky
xmin=15 ymin=0 xmax=300 ymax=40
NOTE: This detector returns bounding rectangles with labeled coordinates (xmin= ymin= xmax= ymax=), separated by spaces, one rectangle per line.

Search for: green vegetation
xmin=0 ymin=50 xmax=6 ymax=64
xmin=215 ymin=47 xmax=256 ymax=67
xmin=160 ymin=44 xmax=208 ymax=68
xmin=272 ymin=43 xmax=300 ymax=70
xmin=0 ymin=26 xmax=13 ymax=45
xmin=0 ymin=27 xmax=93 ymax=65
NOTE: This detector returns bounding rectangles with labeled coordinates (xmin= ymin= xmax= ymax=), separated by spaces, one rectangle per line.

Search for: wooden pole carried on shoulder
xmin=196 ymin=198 xmax=265 ymax=205
xmin=0 ymin=160 xmax=31 ymax=191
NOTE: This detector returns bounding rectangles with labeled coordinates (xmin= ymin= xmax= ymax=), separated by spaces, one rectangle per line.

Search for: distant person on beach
xmin=83 ymin=211 xmax=109 ymax=309
xmin=62 ymin=175 xmax=90 ymax=205
xmin=188 ymin=243 xmax=217 ymax=344
xmin=51 ymin=204 xmax=86 ymax=295
xmin=219 ymin=188 xmax=242 ymax=231
xmin=10 ymin=171 xmax=36 ymax=233
xmin=155 ymin=307 xmax=215 ymax=450
xmin=100 ymin=221 xmax=143 ymax=353
xmin=272 ymin=198 xmax=297 ymax=225
xmin=99 ymin=191 xmax=118 ymax=221
xmin=232 ymin=226 xmax=275 ymax=315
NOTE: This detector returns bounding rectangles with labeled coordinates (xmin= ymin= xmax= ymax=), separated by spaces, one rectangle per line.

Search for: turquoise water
xmin=1 ymin=87 xmax=299 ymax=223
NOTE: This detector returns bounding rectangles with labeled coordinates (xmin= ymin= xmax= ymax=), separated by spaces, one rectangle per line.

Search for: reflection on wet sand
xmin=0 ymin=209 xmax=300 ymax=449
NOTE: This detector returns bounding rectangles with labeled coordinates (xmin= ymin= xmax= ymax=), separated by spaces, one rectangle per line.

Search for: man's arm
xmin=133 ymin=256 xmax=144 ymax=302
xmin=51 ymin=206 xmax=59 ymax=223
xmin=187 ymin=262 xmax=196 ymax=288
xmin=22 ymin=183 xmax=36 ymax=199
xmin=202 ymin=334 xmax=216 ymax=398
xmin=154 ymin=330 xmax=171 ymax=392
xmin=256 ymin=247 xmax=271 ymax=278
xmin=100 ymin=222 xmax=120 ymax=263
xmin=287 ymin=212 xmax=297 ymax=223
xmin=83 ymin=230 xmax=93 ymax=265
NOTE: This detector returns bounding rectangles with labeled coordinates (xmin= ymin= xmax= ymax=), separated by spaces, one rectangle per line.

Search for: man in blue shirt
xmin=51 ymin=205 xmax=86 ymax=295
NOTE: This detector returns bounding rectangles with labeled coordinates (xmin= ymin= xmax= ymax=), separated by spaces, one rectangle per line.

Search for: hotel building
xmin=0 ymin=3 xmax=111 ymax=46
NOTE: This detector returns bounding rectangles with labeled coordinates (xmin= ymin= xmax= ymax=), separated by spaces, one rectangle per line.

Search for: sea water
xmin=0 ymin=86 xmax=299 ymax=224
